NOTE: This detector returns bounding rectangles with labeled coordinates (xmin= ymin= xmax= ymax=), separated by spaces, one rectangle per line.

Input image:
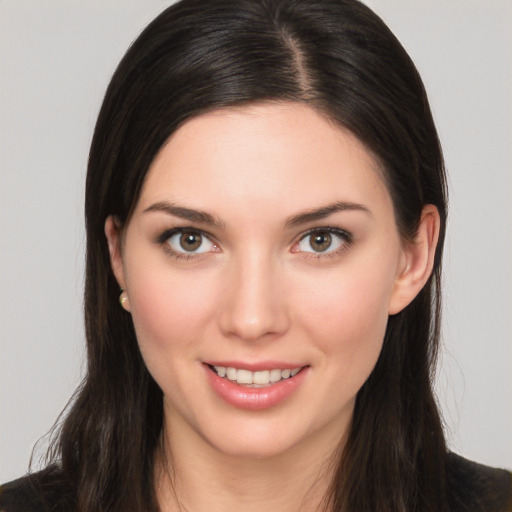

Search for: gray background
xmin=1 ymin=0 xmax=511 ymax=481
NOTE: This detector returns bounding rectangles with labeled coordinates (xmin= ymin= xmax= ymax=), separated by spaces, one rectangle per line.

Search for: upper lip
xmin=204 ymin=361 xmax=307 ymax=371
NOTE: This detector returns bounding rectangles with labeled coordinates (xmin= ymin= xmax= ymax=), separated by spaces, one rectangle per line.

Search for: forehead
xmin=136 ymin=102 xmax=391 ymax=219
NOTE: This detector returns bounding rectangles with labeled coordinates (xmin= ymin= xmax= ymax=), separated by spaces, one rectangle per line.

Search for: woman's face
xmin=107 ymin=103 xmax=423 ymax=459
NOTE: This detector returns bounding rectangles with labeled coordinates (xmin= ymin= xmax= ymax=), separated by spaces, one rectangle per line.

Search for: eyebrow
xmin=143 ymin=200 xmax=371 ymax=229
xmin=285 ymin=201 xmax=372 ymax=227
xmin=143 ymin=201 xmax=225 ymax=228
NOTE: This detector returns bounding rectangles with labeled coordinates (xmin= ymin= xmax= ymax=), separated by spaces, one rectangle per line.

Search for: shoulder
xmin=0 ymin=475 xmax=46 ymax=512
xmin=0 ymin=467 xmax=75 ymax=512
xmin=1 ymin=456 xmax=510 ymax=512
xmin=446 ymin=452 xmax=512 ymax=512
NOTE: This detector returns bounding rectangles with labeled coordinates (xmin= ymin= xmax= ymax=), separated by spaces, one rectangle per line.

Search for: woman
xmin=1 ymin=0 xmax=510 ymax=511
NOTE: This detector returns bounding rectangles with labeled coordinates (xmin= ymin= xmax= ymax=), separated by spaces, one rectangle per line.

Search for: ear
xmin=388 ymin=205 xmax=440 ymax=315
xmin=104 ymin=215 xmax=127 ymax=292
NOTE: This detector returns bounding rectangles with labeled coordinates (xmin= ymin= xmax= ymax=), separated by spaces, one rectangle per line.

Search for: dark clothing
xmin=0 ymin=465 xmax=73 ymax=512
xmin=445 ymin=453 xmax=512 ymax=511
xmin=1 ymin=453 xmax=511 ymax=511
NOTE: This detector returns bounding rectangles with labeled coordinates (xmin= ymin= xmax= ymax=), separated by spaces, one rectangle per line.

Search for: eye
xmin=295 ymin=228 xmax=351 ymax=254
xmin=165 ymin=229 xmax=217 ymax=254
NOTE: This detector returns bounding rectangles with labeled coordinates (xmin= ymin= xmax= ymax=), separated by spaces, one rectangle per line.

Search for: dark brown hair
xmin=44 ymin=1 xmax=449 ymax=510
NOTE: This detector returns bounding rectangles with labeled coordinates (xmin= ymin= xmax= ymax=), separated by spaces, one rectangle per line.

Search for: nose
xmin=218 ymin=252 xmax=290 ymax=342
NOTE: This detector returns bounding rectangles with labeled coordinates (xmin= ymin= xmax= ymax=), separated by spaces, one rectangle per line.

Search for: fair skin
xmin=105 ymin=103 xmax=439 ymax=512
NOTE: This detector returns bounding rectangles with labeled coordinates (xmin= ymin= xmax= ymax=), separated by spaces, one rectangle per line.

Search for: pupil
xmin=180 ymin=231 xmax=201 ymax=251
xmin=311 ymin=232 xmax=331 ymax=252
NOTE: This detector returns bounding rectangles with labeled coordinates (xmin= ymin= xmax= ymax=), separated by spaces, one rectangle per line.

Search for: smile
xmin=209 ymin=365 xmax=303 ymax=387
xmin=205 ymin=363 xmax=310 ymax=410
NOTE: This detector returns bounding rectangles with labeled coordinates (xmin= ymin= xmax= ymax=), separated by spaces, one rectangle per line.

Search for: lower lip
xmin=204 ymin=365 xmax=309 ymax=411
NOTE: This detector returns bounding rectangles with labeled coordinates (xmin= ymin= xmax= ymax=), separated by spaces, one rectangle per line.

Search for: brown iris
xmin=179 ymin=231 xmax=202 ymax=251
xmin=309 ymin=231 xmax=332 ymax=252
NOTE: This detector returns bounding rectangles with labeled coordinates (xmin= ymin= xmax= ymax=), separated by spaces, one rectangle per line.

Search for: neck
xmin=155 ymin=412 xmax=348 ymax=512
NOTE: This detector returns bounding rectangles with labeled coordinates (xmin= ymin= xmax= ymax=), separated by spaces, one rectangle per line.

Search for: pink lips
xmin=204 ymin=363 xmax=309 ymax=411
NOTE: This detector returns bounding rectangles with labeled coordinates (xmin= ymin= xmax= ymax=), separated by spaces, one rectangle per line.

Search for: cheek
xmin=126 ymin=265 xmax=222 ymax=407
xmin=125 ymin=260 xmax=219 ymax=357
xmin=297 ymin=260 xmax=395 ymax=365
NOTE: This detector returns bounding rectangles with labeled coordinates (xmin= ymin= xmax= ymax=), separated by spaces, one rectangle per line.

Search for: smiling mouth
xmin=207 ymin=365 xmax=306 ymax=388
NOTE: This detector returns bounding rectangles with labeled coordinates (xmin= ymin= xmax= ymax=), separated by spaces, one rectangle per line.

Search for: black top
xmin=1 ymin=453 xmax=511 ymax=511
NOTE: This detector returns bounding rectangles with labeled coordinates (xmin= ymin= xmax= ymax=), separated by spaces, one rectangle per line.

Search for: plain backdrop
xmin=1 ymin=0 xmax=511 ymax=481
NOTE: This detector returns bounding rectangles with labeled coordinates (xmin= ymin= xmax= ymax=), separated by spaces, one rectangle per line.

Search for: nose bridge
xmin=219 ymin=247 xmax=289 ymax=341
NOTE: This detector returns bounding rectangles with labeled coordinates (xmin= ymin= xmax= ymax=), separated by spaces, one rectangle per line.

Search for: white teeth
xmin=212 ymin=365 xmax=303 ymax=386
xmin=215 ymin=366 xmax=226 ymax=377
xmin=226 ymin=367 xmax=237 ymax=380
xmin=237 ymin=369 xmax=253 ymax=385
xmin=253 ymin=370 xmax=270 ymax=385
xmin=269 ymin=369 xmax=282 ymax=382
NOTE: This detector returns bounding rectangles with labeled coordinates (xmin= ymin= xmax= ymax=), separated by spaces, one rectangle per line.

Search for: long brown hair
xmin=43 ymin=1 xmax=448 ymax=510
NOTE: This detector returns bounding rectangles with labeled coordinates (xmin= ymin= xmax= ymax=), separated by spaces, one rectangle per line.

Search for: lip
xmin=205 ymin=360 xmax=304 ymax=372
xmin=204 ymin=363 xmax=309 ymax=411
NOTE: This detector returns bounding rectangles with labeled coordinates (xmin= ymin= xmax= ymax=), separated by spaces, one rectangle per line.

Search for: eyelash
xmin=156 ymin=227 xmax=219 ymax=260
xmin=155 ymin=226 xmax=353 ymax=261
xmin=293 ymin=227 xmax=353 ymax=260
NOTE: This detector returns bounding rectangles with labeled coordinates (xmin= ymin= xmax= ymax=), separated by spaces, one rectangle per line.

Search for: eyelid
xmin=156 ymin=226 xmax=217 ymax=243
xmin=292 ymin=226 xmax=353 ymax=256
xmin=155 ymin=225 xmax=353 ymax=260
xmin=156 ymin=227 xmax=220 ymax=258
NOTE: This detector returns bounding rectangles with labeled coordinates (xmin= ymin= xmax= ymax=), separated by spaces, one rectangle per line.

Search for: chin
xmin=195 ymin=409 xmax=345 ymax=462
xmin=205 ymin=430 xmax=306 ymax=460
